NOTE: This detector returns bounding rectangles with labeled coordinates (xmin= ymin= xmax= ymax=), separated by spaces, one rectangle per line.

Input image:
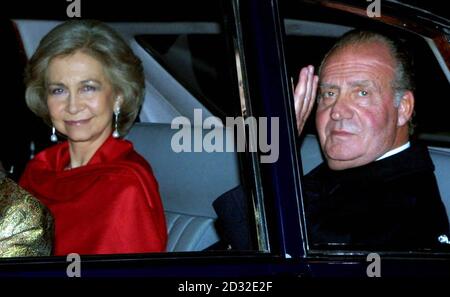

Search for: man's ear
xmin=397 ymin=91 xmax=414 ymax=127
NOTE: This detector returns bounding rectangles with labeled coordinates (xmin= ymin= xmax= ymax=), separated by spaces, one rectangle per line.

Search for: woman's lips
xmin=65 ymin=118 xmax=91 ymax=126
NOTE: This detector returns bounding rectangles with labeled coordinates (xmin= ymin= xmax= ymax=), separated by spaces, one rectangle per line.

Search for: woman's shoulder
xmin=98 ymin=138 xmax=157 ymax=183
xmin=113 ymin=138 xmax=154 ymax=170
xmin=35 ymin=141 xmax=68 ymax=158
xmin=98 ymin=140 xmax=161 ymax=207
xmin=25 ymin=141 xmax=68 ymax=169
xmin=19 ymin=142 xmax=68 ymax=183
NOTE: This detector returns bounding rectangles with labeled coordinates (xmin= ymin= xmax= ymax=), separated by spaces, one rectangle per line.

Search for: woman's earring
xmin=112 ymin=106 xmax=120 ymax=138
xmin=50 ymin=126 xmax=58 ymax=142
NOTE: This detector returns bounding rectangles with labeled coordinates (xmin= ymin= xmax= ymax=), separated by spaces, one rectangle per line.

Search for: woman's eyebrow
xmin=79 ymin=79 xmax=102 ymax=85
xmin=47 ymin=82 xmax=65 ymax=87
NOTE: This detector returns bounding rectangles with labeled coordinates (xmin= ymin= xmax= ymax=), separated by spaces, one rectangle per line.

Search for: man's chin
xmin=326 ymin=160 xmax=354 ymax=170
xmin=325 ymin=153 xmax=367 ymax=170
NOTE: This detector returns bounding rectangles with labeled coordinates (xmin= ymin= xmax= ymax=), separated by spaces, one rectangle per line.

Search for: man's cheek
xmin=315 ymin=112 xmax=328 ymax=134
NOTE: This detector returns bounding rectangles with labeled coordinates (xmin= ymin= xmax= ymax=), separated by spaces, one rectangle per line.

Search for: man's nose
xmin=330 ymin=97 xmax=353 ymax=121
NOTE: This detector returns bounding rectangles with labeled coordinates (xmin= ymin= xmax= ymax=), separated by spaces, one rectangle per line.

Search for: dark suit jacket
xmin=304 ymin=143 xmax=450 ymax=250
xmin=212 ymin=186 xmax=254 ymax=250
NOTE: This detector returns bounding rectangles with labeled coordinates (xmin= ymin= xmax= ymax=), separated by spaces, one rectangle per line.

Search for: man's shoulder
xmin=382 ymin=143 xmax=436 ymax=180
xmin=303 ymin=162 xmax=328 ymax=186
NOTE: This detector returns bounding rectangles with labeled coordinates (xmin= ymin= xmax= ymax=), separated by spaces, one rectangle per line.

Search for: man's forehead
xmin=320 ymin=80 xmax=377 ymax=89
xmin=320 ymin=43 xmax=396 ymax=85
xmin=323 ymin=42 xmax=396 ymax=71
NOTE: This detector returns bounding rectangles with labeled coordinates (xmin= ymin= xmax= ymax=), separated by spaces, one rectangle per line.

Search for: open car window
xmin=0 ymin=0 xmax=270 ymax=261
xmin=280 ymin=0 xmax=450 ymax=255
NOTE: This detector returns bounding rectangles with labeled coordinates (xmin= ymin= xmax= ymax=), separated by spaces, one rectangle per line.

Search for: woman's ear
xmin=114 ymin=95 xmax=124 ymax=111
xmin=397 ymin=91 xmax=414 ymax=127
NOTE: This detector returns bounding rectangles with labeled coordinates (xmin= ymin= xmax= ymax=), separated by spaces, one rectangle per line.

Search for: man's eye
xmin=318 ymin=91 xmax=336 ymax=104
xmin=321 ymin=91 xmax=335 ymax=98
xmin=358 ymin=90 xmax=368 ymax=96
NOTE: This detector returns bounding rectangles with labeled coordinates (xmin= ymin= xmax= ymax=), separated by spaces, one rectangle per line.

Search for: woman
xmin=19 ymin=20 xmax=167 ymax=255
xmin=0 ymin=162 xmax=53 ymax=257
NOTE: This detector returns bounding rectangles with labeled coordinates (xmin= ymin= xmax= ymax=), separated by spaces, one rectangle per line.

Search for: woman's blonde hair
xmin=25 ymin=19 xmax=145 ymax=136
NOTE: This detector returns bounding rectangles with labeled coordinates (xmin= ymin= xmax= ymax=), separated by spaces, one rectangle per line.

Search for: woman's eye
xmin=50 ymin=88 xmax=65 ymax=95
xmin=82 ymin=85 xmax=97 ymax=92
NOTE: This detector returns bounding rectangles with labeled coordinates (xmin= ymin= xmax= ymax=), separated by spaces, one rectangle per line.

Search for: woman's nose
xmin=66 ymin=94 xmax=83 ymax=114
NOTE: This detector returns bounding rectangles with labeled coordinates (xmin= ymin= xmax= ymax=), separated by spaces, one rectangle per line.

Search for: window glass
xmin=137 ymin=32 xmax=241 ymax=121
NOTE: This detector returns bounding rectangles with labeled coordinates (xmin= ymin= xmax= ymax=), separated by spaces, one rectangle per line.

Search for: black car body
xmin=0 ymin=0 xmax=449 ymax=287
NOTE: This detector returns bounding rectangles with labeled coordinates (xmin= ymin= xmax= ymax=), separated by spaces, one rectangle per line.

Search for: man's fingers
xmin=299 ymin=66 xmax=316 ymax=114
xmin=293 ymin=65 xmax=318 ymax=135
xmin=294 ymin=67 xmax=308 ymax=127
xmin=305 ymin=75 xmax=319 ymax=119
xmin=311 ymin=75 xmax=319 ymax=104
xmin=304 ymin=65 xmax=313 ymax=104
xmin=294 ymin=67 xmax=308 ymax=102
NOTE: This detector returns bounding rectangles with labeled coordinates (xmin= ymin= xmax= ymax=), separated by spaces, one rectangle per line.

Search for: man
xmin=294 ymin=30 xmax=449 ymax=250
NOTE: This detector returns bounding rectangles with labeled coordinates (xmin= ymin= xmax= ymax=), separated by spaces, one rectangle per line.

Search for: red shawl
xmin=20 ymin=136 xmax=167 ymax=256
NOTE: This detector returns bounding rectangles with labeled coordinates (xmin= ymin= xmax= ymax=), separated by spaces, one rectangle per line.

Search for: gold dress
xmin=0 ymin=172 xmax=53 ymax=257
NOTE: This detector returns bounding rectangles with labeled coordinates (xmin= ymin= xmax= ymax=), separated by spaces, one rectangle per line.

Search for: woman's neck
xmin=67 ymin=132 xmax=111 ymax=169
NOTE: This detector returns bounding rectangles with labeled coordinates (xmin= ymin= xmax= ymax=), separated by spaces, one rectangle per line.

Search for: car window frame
xmin=279 ymin=0 xmax=450 ymax=259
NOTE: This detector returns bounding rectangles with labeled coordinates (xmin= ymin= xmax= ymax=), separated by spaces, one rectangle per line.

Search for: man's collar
xmin=315 ymin=142 xmax=434 ymax=191
xmin=376 ymin=142 xmax=411 ymax=161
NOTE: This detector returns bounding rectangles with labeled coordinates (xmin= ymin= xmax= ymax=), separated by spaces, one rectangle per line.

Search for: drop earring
xmin=112 ymin=106 xmax=120 ymax=138
xmin=50 ymin=126 xmax=58 ymax=142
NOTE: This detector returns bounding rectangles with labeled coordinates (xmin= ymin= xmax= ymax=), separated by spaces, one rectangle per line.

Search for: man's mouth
xmin=330 ymin=130 xmax=354 ymax=137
